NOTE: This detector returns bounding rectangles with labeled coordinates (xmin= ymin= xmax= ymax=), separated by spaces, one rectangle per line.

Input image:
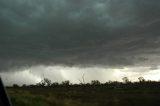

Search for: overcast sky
xmin=1 ymin=0 xmax=160 ymax=85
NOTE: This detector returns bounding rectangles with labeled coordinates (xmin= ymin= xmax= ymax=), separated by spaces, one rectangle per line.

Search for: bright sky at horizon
xmin=1 ymin=65 xmax=160 ymax=86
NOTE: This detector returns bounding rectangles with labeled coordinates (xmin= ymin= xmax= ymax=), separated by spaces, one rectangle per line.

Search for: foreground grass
xmin=7 ymin=87 xmax=160 ymax=106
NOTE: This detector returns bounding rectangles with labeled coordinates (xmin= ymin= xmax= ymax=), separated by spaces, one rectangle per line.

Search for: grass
xmin=7 ymin=86 xmax=160 ymax=106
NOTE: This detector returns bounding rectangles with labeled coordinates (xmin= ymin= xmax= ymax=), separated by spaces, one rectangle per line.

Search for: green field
xmin=7 ymin=86 xmax=160 ymax=106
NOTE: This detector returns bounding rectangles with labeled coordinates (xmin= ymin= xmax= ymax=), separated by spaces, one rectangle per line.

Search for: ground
xmin=7 ymin=86 xmax=160 ymax=106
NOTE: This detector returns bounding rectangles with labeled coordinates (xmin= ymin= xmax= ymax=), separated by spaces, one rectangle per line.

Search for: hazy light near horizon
xmin=1 ymin=65 xmax=160 ymax=86
xmin=0 ymin=69 xmax=41 ymax=86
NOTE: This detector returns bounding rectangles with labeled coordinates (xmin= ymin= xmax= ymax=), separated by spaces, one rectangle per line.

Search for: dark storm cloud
xmin=1 ymin=0 xmax=160 ymax=71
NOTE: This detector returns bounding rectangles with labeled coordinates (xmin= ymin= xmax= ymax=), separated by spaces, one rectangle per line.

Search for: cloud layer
xmin=1 ymin=0 xmax=160 ymax=71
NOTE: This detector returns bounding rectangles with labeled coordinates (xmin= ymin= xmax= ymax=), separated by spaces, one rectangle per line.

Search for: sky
xmin=1 ymin=0 xmax=160 ymax=85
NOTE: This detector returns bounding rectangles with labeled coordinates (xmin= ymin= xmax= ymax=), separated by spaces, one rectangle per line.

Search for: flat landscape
xmin=7 ymin=81 xmax=160 ymax=106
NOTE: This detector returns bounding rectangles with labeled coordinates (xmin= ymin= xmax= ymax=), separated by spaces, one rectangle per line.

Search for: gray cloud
xmin=1 ymin=0 xmax=160 ymax=71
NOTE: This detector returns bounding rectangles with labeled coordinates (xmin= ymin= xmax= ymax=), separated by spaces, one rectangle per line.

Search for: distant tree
xmin=13 ymin=84 xmax=19 ymax=88
xmin=37 ymin=78 xmax=52 ymax=87
xmin=78 ymin=74 xmax=86 ymax=85
xmin=122 ymin=77 xmax=129 ymax=83
xmin=138 ymin=77 xmax=145 ymax=82
xmin=22 ymin=84 xmax=26 ymax=87
xmin=29 ymin=84 xmax=35 ymax=88
xmin=36 ymin=82 xmax=44 ymax=87
xmin=85 ymin=83 xmax=91 ymax=86
xmin=91 ymin=80 xmax=101 ymax=85
xmin=51 ymin=82 xmax=59 ymax=87
xmin=108 ymin=80 xmax=112 ymax=84
xmin=61 ymin=80 xmax=70 ymax=86
xmin=44 ymin=78 xmax=52 ymax=86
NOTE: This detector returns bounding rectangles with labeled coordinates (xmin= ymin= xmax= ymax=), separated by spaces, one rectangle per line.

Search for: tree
xmin=37 ymin=78 xmax=52 ymax=87
xmin=122 ymin=77 xmax=129 ymax=83
xmin=51 ymin=82 xmax=59 ymax=87
xmin=61 ymin=80 xmax=70 ymax=86
xmin=13 ymin=84 xmax=19 ymax=88
xmin=91 ymin=80 xmax=101 ymax=85
xmin=78 ymin=74 xmax=86 ymax=85
xmin=44 ymin=78 xmax=52 ymax=86
xmin=138 ymin=77 xmax=145 ymax=82
xmin=22 ymin=84 xmax=26 ymax=87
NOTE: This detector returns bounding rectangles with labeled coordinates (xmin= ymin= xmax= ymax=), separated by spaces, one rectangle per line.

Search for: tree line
xmin=12 ymin=77 xmax=160 ymax=89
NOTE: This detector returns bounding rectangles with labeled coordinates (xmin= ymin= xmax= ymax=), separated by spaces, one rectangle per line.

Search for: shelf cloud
xmin=1 ymin=0 xmax=160 ymax=72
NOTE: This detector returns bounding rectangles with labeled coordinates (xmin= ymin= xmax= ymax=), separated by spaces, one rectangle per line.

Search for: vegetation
xmin=7 ymin=77 xmax=160 ymax=106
